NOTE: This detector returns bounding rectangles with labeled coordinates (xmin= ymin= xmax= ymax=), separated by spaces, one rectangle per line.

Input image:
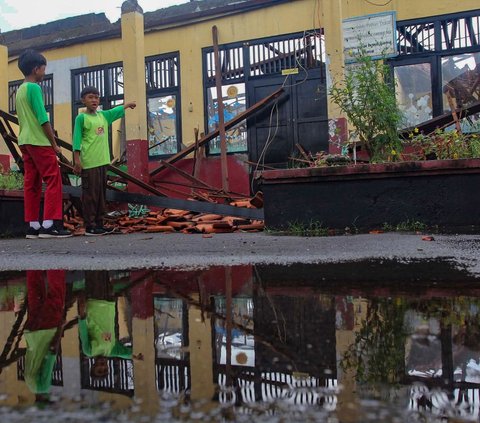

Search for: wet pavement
xmin=0 ymin=232 xmax=479 ymax=272
xmin=0 ymin=233 xmax=479 ymax=421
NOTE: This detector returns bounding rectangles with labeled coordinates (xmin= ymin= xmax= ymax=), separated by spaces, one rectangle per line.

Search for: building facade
xmin=0 ymin=0 xmax=479 ymax=194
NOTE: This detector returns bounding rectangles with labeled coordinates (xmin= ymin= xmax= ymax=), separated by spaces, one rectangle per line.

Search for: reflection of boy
xmin=24 ymin=270 xmax=66 ymax=402
xmin=72 ymin=86 xmax=136 ymax=236
xmin=78 ymin=271 xmax=131 ymax=379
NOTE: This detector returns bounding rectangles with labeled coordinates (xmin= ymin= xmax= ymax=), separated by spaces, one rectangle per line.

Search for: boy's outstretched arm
xmin=102 ymin=102 xmax=135 ymax=125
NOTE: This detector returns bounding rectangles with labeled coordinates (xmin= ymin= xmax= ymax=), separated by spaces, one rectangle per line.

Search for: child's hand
xmin=125 ymin=102 xmax=136 ymax=109
xmin=73 ymin=162 xmax=82 ymax=176
xmin=53 ymin=144 xmax=61 ymax=155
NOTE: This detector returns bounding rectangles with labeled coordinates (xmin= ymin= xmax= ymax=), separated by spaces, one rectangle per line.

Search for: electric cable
xmin=363 ymin=0 xmax=394 ymax=6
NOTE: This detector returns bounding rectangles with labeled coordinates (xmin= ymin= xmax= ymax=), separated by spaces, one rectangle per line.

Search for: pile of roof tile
xmin=64 ymin=193 xmax=264 ymax=236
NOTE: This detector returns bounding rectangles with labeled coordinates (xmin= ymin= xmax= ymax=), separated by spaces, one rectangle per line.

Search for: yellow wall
xmin=2 ymin=0 xmax=479 ymax=154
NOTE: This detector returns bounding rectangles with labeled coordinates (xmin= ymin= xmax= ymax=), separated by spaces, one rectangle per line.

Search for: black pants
xmin=81 ymin=165 xmax=107 ymax=229
xmin=85 ymin=270 xmax=114 ymax=301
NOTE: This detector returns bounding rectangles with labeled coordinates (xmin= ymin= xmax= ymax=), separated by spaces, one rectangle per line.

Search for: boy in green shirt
xmin=16 ymin=49 xmax=72 ymax=238
xmin=77 ymin=271 xmax=132 ymax=380
xmin=73 ymin=86 xmax=135 ymax=236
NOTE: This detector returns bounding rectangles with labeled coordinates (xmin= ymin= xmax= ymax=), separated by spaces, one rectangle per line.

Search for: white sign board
xmin=343 ymin=11 xmax=398 ymax=63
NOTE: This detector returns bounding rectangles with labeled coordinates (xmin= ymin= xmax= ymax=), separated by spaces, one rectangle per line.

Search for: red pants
xmin=20 ymin=145 xmax=63 ymax=222
xmin=25 ymin=270 xmax=66 ymax=331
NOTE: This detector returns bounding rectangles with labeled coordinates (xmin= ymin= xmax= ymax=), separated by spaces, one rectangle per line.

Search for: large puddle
xmin=0 ymin=261 xmax=479 ymax=422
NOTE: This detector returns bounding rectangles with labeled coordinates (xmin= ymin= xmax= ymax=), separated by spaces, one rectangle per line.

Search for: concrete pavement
xmin=0 ymin=232 xmax=479 ymax=273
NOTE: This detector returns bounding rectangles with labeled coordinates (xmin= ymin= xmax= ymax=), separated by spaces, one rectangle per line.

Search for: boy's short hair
xmin=18 ymin=50 xmax=47 ymax=76
xmin=80 ymin=86 xmax=100 ymax=98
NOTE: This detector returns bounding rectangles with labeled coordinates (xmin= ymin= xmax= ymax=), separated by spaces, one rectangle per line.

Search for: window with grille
xmin=72 ymin=63 xmax=124 ymax=108
xmin=146 ymin=52 xmax=179 ymax=90
xmin=393 ymin=10 xmax=480 ymax=126
xmin=9 ymin=75 xmax=54 ymax=125
xmin=146 ymin=52 xmax=181 ymax=158
xmin=204 ymin=31 xmax=324 ymax=86
xmin=397 ymin=10 xmax=480 ymax=56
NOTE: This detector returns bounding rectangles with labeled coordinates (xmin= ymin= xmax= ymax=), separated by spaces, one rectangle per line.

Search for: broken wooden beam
xmin=212 ymin=25 xmax=229 ymax=193
xmin=62 ymin=185 xmax=264 ymax=220
xmin=399 ymin=99 xmax=480 ymax=138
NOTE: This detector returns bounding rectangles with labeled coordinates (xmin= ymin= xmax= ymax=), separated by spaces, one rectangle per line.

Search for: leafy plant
xmin=329 ymin=48 xmax=403 ymax=163
xmin=406 ymin=129 xmax=480 ymax=161
xmin=0 ymin=172 xmax=24 ymax=190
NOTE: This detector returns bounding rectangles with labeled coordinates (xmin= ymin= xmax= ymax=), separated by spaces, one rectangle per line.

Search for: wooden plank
xmin=149 ymin=87 xmax=285 ymax=177
xmin=212 ymin=25 xmax=229 ymax=192
xmin=105 ymin=163 xmax=169 ymax=197
xmin=192 ymin=127 xmax=200 ymax=177
xmin=62 ymin=185 xmax=264 ymax=219
xmin=295 ymin=143 xmax=312 ymax=162
xmin=446 ymin=92 xmax=461 ymax=132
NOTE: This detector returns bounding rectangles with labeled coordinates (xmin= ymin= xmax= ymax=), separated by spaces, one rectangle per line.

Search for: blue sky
xmin=0 ymin=0 xmax=189 ymax=32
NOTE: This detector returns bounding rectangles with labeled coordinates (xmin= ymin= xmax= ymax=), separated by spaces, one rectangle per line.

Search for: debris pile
xmin=64 ymin=193 xmax=264 ymax=236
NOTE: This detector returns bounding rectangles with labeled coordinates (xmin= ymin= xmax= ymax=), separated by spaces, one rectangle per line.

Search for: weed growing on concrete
xmin=286 ymin=220 xmax=329 ymax=237
xmin=382 ymin=219 xmax=427 ymax=232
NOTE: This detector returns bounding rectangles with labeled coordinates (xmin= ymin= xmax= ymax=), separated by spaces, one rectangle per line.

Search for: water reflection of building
xmin=3 ymin=264 xmax=480 ymax=419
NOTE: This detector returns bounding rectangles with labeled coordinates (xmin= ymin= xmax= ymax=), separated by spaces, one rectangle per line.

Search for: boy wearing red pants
xmin=24 ymin=270 xmax=66 ymax=402
xmin=16 ymin=50 xmax=71 ymax=238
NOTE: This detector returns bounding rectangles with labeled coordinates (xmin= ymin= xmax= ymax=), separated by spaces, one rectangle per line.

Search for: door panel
xmin=247 ymin=66 xmax=328 ymax=167
xmin=247 ymin=77 xmax=291 ymax=166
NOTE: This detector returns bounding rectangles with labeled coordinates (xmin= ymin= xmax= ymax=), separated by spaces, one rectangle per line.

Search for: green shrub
xmin=0 ymin=172 xmax=24 ymax=190
xmin=329 ymin=49 xmax=403 ymax=163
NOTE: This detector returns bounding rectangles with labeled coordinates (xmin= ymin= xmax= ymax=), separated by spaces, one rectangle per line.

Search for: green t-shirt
xmin=24 ymin=328 xmax=57 ymax=394
xmin=16 ymin=82 xmax=50 ymax=147
xmin=73 ymin=106 xmax=125 ymax=169
xmin=79 ymin=299 xmax=132 ymax=358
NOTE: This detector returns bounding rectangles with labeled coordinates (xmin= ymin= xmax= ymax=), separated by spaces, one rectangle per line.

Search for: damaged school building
xmin=0 ymin=0 xmax=479 ymax=199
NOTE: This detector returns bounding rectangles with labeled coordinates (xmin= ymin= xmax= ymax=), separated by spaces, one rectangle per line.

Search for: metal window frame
xmin=8 ymin=74 xmax=55 ymax=126
xmin=71 ymin=61 xmax=124 ymax=111
xmin=396 ymin=9 xmax=480 ymax=58
xmin=145 ymin=52 xmax=182 ymax=159
xmin=202 ymin=30 xmax=324 ymax=87
xmin=391 ymin=9 xmax=480 ymax=119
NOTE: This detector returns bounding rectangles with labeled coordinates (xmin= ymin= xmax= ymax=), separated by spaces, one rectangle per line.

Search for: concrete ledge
xmin=260 ymin=159 xmax=480 ymax=230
